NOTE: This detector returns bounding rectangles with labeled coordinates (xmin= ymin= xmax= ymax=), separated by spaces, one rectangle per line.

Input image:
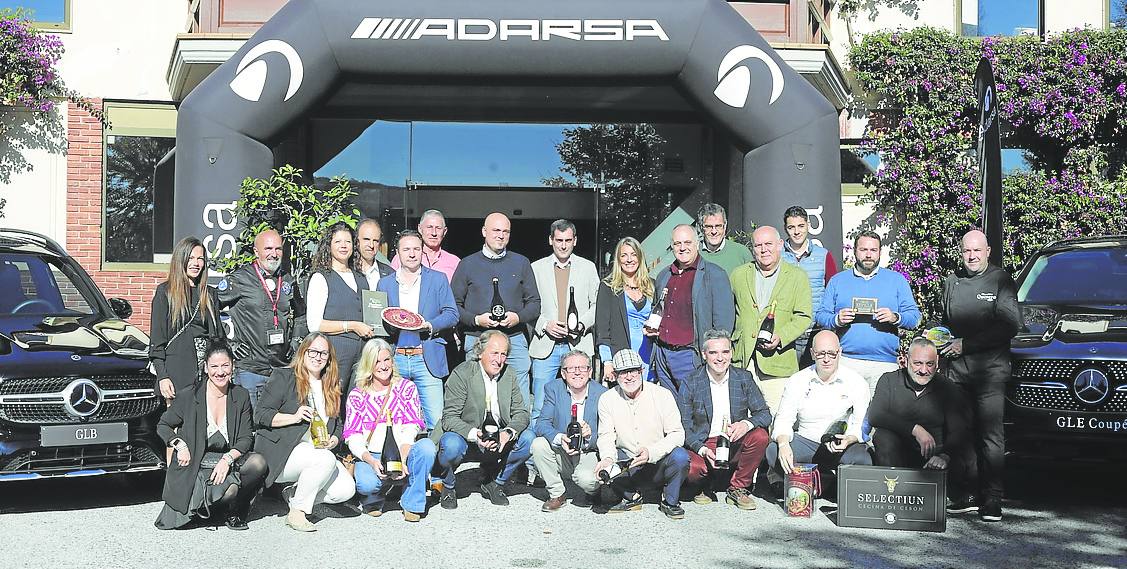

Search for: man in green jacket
xmin=730 ymin=226 xmax=812 ymax=414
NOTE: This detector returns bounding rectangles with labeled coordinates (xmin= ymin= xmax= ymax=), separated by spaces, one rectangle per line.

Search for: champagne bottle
xmin=489 ymin=277 xmax=506 ymax=323
xmin=381 ymin=407 xmax=405 ymax=481
xmin=481 ymin=392 xmax=500 ymax=444
xmin=566 ymin=286 xmax=581 ymax=338
xmin=645 ymin=287 xmax=668 ymax=330
xmin=566 ymin=403 xmax=583 ymax=451
xmin=307 ymin=394 xmax=328 ymax=447
xmin=714 ymin=415 xmax=731 ymax=469
xmin=757 ymin=302 xmax=776 ymax=345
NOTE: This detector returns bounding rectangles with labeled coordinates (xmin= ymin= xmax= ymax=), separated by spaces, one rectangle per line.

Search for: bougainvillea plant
xmin=0 ymin=10 xmax=103 ymax=123
xmin=849 ymin=26 xmax=1127 ymax=321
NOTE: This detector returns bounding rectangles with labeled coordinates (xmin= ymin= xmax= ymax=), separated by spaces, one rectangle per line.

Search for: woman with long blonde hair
xmin=255 ymin=332 xmax=355 ymax=532
xmin=343 ymin=338 xmax=434 ymax=522
xmin=595 ymin=237 xmax=655 ymax=382
xmin=150 ymin=236 xmax=222 ymax=403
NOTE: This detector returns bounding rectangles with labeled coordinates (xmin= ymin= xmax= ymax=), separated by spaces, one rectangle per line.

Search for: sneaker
xmin=541 ymin=495 xmax=567 ymax=512
xmin=439 ymin=487 xmax=458 ymax=510
xmin=725 ymin=487 xmax=757 ymax=510
xmin=693 ymin=491 xmax=715 ymax=505
xmin=365 ymin=504 xmax=385 ymax=518
xmin=947 ymin=495 xmax=979 ymax=514
xmin=402 ymin=511 xmax=422 ymax=523
xmin=979 ymin=499 xmax=1002 ymax=522
xmin=658 ymin=501 xmax=686 ymax=520
xmin=481 ymin=481 xmax=510 ymax=506
xmin=607 ymin=493 xmax=643 ymax=514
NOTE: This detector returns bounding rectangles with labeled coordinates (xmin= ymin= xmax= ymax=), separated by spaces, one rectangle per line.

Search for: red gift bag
xmin=784 ymin=463 xmax=821 ymax=517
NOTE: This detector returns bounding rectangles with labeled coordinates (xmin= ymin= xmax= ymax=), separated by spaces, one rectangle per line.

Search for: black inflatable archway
xmin=175 ymin=0 xmax=842 ymax=257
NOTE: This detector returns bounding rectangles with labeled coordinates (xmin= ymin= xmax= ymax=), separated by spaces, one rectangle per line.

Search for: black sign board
xmin=837 ymin=465 xmax=946 ymax=532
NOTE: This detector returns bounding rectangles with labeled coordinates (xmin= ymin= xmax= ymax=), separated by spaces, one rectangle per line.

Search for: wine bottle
xmin=566 ymin=403 xmax=583 ymax=451
xmin=820 ymin=419 xmax=849 ymax=444
xmin=481 ymin=392 xmax=500 ymax=445
xmin=566 ymin=286 xmax=581 ymax=338
xmin=381 ymin=407 xmax=405 ymax=481
xmin=645 ymin=287 xmax=668 ymax=330
xmin=757 ymin=302 xmax=776 ymax=345
xmin=307 ymin=394 xmax=328 ymax=447
xmin=489 ymin=277 xmax=506 ymax=323
xmin=714 ymin=415 xmax=731 ymax=469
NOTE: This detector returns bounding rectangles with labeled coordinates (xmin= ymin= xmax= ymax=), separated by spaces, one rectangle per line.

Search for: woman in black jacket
xmin=150 ymin=236 xmax=223 ymax=404
xmin=155 ymin=341 xmax=267 ymax=530
xmin=595 ymin=237 xmax=656 ymax=383
xmin=255 ymin=332 xmax=355 ymax=532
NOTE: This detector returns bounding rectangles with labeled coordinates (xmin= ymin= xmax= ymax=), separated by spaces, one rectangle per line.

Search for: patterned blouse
xmin=343 ymin=379 xmax=425 ymax=455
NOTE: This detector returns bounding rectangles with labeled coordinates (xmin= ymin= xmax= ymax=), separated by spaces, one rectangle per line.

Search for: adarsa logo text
xmin=351 ymin=18 xmax=670 ymax=42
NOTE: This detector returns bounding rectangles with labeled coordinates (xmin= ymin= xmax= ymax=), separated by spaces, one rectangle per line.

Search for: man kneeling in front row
xmin=678 ymin=329 xmax=771 ymax=510
xmin=765 ymin=330 xmax=872 ymax=490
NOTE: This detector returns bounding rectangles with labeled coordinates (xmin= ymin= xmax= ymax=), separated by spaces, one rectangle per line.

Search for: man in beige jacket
xmin=594 ymin=349 xmax=690 ymax=519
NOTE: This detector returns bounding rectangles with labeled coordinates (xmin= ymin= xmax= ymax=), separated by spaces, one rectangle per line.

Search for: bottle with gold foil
xmin=307 ymin=394 xmax=329 ymax=447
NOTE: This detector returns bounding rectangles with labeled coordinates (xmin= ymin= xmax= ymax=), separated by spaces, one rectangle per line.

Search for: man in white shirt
xmin=765 ymin=330 xmax=872 ymax=486
xmin=357 ymin=218 xmax=394 ymax=287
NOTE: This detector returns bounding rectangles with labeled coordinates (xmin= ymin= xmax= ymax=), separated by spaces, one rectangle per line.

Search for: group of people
xmin=147 ymin=203 xmax=1020 ymax=531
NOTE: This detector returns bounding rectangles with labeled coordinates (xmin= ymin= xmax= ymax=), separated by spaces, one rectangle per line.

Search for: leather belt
xmin=656 ymin=340 xmax=693 ymax=351
xmin=396 ymin=347 xmax=424 ymax=356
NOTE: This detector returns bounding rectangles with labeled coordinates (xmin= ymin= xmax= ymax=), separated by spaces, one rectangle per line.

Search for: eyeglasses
xmin=563 ymin=366 xmax=591 ymax=374
xmin=306 ymin=349 xmax=330 ymax=360
xmin=617 ymin=369 xmax=643 ymax=378
xmin=813 ymin=350 xmax=840 ymax=359
xmin=702 ymin=224 xmax=725 ymax=231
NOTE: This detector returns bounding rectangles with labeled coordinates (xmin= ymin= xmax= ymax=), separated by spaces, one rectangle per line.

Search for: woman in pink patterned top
xmin=344 ymin=338 xmax=436 ymax=522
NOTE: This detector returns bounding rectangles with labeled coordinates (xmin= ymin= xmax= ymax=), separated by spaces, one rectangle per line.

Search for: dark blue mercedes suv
xmin=0 ymin=229 xmax=163 ymax=480
xmin=1006 ymin=235 xmax=1127 ymax=457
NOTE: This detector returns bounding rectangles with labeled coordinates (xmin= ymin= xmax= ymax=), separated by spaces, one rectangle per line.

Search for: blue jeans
xmin=395 ymin=353 xmax=444 ymax=431
xmin=465 ymin=333 xmax=531 ymax=410
xmin=765 ymin=434 xmax=872 ymax=481
xmin=436 ymin=429 xmax=534 ymax=488
xmin=651 ymin=345 xmax=698 ymax=394
xmin=530 ymin=342 xmax=570 ymax=427
xmin=610 ymin=447 xmax=690 ymax=506
xmin=353 ymin=438 xmax=437 ymax=514
xmin=234 ymin=370 xmax=269 ymax=410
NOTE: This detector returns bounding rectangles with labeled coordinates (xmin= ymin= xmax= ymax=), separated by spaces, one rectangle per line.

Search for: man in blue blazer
xmin=377 ymin=230 xmax=459 ymax=430
xmin=530 ymin=350 xmax=608 ymax=512
xmin=678 ymin=329 xmax=772 ymax=510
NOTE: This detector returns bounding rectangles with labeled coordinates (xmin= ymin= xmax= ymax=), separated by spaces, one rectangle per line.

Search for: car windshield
xmin=0 ymin=253 xmax=98 ymax=316
xmin=1017 ymin=246 xmax=1127 ymax=305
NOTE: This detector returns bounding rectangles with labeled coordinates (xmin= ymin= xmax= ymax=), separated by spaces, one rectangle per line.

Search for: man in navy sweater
xmin=451 ymin=212 xmax=541 ymax=411
xmin=815 ymin=230 xmax=920 ymax=395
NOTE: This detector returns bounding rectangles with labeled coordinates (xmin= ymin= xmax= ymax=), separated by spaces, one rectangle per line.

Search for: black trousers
xmin=872 ymin=428 xmax=929 ymax=469
xmin=953 ymin=380 xmax=1006 ymax=502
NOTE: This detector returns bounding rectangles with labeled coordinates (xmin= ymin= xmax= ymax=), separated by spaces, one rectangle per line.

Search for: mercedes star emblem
xmin=63 ymin=378 xmax=102 ymax=418
xmin=1072 ymin=368 xmax=1110 ymax=406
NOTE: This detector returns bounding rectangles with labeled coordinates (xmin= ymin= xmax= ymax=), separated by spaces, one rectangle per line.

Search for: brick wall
xmin=66 ymin=100 xmax=165 ymax=333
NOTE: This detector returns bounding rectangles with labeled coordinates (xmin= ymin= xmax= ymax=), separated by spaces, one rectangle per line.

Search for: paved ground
xmin=1 ymin=457 xmax=1125 ymax=569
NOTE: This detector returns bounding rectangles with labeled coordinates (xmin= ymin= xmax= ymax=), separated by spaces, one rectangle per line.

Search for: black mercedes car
xmin=0 ymin=229 xmax=164 ymax=480
xmin=1006 ymin=235 xmax=1127 ymax=457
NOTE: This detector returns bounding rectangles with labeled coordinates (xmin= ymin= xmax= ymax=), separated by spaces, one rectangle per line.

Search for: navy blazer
xmin=377 ymin=266 xmax=459 ymax=377
xmin=677 ymin=366 xmax=772 ymax=452
xmin=653 ymin=258 xmax=735 ymax=366
xmin=534 ymin=377 xmax=607 ymax=453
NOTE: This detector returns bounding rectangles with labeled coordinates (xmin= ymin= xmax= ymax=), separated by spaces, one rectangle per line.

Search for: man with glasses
xmin=530 ymin=350 xmax=608 ymax=512
xmin=452 ymin=212 xmax=541 ymax=413
xmin=217 ymin=229 xmax=305 ymax=410
xmin=678 ymin=330 xmax=771 ymax=510
xmin=392 ymin=209 xmax=460 ymax=282
xmin=730 ymin=226 xmax=812 ymax=413
xmin=697 ymin=203 xmax=754 ymax=274
xmin=595 ymin=349 xmax=690 ymax=519
xmin=765 ymin=331 xmax=872 ymax=487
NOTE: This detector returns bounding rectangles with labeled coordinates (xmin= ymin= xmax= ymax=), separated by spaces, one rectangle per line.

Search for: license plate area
xmin=40 ymin=423 xmax=128 ymax=447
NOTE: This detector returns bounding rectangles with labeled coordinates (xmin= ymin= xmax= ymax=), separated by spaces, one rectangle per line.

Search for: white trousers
xmin=841 ymin=356 xmax=900 ymax=397
xmin=530 ymin=436 xmax=600 ymax=499
xmin=276 ymin=442 xmax=355 ymax=514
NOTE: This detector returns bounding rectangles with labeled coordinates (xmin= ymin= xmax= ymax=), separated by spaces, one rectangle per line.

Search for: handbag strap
xmin=167 ymin=301 xmax=202 ymax=348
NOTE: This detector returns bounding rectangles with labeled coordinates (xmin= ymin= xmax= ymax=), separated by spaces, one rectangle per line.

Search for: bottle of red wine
xmin=820 ymin=419 xmax=849 ymax=444
xmin=566 ymin=286 xmax=581 ymax=338
xmin=381 ymin=408 xmax=405 ymax=481
xmin=481 ymin=392 xmax=500 ymax=445
xmin=757 ymin=301 xmax=776 ymax=345
xmin=489 ymin=277 xmax=506 ymax=323
xmin=714 ymin=415 xmax=731 ymax=469
xmin=645 ymin=287 xmax=668 ymax=330
xmin=566 ymin=403 xmax=583 ymax=451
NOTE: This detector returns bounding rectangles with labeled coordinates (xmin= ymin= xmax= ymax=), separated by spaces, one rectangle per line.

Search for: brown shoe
xmin=726 ymin=486 xmax=757 ymax=510
xmin=402 ymin=511 xmax=422 ymax=522
xmin=693 ymin=491 xmax=714 ymax=505
xmin=541 ymin=495 xmax=567 ymax=512
xmin=285 ymin=508 xmax=317 ymax=532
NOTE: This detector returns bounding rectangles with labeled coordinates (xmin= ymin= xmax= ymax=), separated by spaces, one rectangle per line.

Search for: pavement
xmin=1 ymin=457 xmax=1125 ymax=569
